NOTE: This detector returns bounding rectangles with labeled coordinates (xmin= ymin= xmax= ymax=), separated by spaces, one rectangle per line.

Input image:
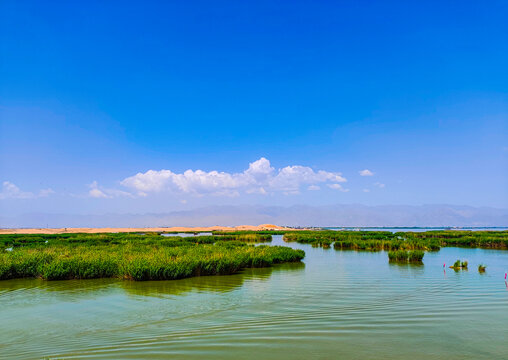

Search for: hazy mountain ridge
xmin=1 ymin=204 xmax=507 ymax=228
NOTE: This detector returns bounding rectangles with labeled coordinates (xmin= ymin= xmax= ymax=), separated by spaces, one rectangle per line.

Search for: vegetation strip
xmin=282 ymin=230 xmax=508 ymax=250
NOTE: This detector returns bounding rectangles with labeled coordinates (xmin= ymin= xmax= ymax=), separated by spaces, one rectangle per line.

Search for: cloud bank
xmin=120 ymin=157 xmax=347 ymax=197
xmin=0 ymin=181 xmax=54 ymax=200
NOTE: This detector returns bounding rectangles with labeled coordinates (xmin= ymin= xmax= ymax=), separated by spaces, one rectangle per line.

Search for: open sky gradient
xmin=1 ymin=0 xmax=507 ymax=217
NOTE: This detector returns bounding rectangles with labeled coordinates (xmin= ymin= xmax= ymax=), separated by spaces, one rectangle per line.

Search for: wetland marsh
xmin=1 ymin=231 xmax=507 ymax=359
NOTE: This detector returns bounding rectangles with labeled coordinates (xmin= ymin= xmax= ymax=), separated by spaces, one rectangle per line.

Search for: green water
xmin=1 ymin=236 xmax=507 ymax=359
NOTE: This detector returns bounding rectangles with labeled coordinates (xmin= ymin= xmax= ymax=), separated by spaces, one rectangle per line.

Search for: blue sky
xmin=0 ymin=0 xmax=507 ymax=217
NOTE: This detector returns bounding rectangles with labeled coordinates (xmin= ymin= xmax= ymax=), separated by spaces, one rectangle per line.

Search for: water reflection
xmin=0 ymin=277 xmax=118 ymax=294
xmin=122 ymin=268 xmax=271 ymax=297
xmin=122 ymin=262 xmax=305 ymax=297
xmin=0 ymin=262 xmax=305 ymax=300
xmin=388 ymin=262 xmax=425 ymax=276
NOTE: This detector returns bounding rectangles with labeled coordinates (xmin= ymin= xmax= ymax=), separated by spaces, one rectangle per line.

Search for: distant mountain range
xmin=1 ymin=204 xmax=507 ymax=228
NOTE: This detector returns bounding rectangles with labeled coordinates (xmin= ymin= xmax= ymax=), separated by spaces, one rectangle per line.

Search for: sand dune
xmin=0 ymin=224 xmax=287 ymax=234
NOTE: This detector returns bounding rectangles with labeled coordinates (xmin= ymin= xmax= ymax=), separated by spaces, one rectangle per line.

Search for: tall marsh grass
xmin=388 ymin=250 xmax=424 ymax=263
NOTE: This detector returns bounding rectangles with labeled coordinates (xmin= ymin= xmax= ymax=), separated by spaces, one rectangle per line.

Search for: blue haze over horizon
xmin=0 ymin=1 xmax=507 ymax=223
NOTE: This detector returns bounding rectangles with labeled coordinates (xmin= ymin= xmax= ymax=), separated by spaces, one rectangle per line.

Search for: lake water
xmin=1 ymin=235 xmax=507 ymax=359
xmin=160 ymin=232 xmax=213 ymax=237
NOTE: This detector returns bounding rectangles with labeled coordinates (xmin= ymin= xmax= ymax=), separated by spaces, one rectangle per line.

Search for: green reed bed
xmin=0 ymin=233 xmax=272 ymax=250
xmin=282 ymin=230 xmax=507 ymax=250
xmin=228 ymin=234 xmax=272 ymax=242
xmin=284 ymin=231 xmax=439 ymax=251
xmin=0 ymin=234 xmax=303 ymax=281
xmin=403 ymin=231 xmax=508 ymax=249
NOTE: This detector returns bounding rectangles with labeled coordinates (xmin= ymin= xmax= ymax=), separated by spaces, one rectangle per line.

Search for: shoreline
xmin=0 ymin=224 xmax=288 ymax=235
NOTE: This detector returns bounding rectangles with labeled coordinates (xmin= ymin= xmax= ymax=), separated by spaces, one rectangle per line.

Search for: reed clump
xmin=388 ymin=250 xmax=424 ymax=263
xmin=450 ymin=259 xmax=468 ymax=270
xmin=388 ymin=250 xmax=408 ymax=262
xmin=408 ymin=250 xmax=424 ymax=262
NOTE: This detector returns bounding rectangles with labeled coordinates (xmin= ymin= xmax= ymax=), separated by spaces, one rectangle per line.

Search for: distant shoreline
xmin=0 ymin=224 xmax=288 ymax=234
xmin=2 ymin=226 xmax=506 ymax=235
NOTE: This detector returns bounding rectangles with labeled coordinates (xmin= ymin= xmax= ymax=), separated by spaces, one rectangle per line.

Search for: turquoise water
xmin=1 ymin=236 xmax=507 ymax=359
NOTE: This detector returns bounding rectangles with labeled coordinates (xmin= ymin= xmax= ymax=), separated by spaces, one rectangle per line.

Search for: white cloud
xmin=359 ymin=169 xmax=374 ymax=176
xmin=88 ymin=181 xmax=110 ymax=198
xmin=327 ymin=183 xmax=350 ymax=192
xmin=0 ymin=181 xmax=54 ymax=199
xmin=246 ymin=187 xmax=267 ymax=195
xmin=121 ymin=157 xmax=347 ymax=197
xmin=363 ymin=189 xmax=370 ymax=193
xmin=38 ymin=188 xmax=55 ymax=197
xmin=0 ymin=181 xmax=33 ymax=199
xmin=374 ymin=182 xmax=385 ymax=188
xmin=269 ymin=166 xmax=346 ymax=192
xmin=244 ymin=157 xmax=274 ymax=179
xmin=88 ymin=181 xmax=133 ymax=199
xmin=308 ymin=185 xmax=320 ymax=191
xmin=89 ymin=188 xmax=109 ymax=198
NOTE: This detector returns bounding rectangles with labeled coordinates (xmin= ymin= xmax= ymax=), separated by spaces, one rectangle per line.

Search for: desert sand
xmin=0 ymin=224 xmax=287 ymax=234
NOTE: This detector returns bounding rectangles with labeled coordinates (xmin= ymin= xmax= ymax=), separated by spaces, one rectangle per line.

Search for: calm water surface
xmin=1 ymin=236 xmax=507 ymax=359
